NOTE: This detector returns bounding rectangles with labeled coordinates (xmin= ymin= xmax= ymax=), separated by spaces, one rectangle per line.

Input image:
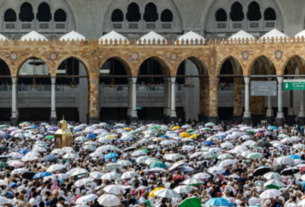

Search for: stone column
xmin=50 ymin=77 xmax=57 ymax=124
xmin=127 ymin=77 xmax=138 ymax=123
xmin=163 ymin=78 xmax=168 ymax=121
xmin=232 ymin=79 xmax=242 ymax=124
xmin=298 ymin=91 xmax=305 ymax=125
xmin=208 ymin=77 xmax=219 ymax=123
xmin=287 ymin=90 xmax=295 ymax=125
xmin=11 ymin=77 xmax=18 ymax=126
xmin=275 ymin=76 xmax=285 ymax=126
xmin=242 ymin=76 xmax=251 ymax=125
xmin=266 ymin=78 xmax=274 ymax=124
xmin=166 ymin=78 xmax=171 ymax=119
xmin=169 ymin=77 xmax=176 ymax=122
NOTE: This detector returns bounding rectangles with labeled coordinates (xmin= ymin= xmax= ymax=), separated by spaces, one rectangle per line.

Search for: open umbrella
xmin=47 ymin=164 xmax=65 ymax=172
xmin=253 ymin=166 xmax=271 ymax=176
xmin=43 ymin=155 xmax=58 ymax=162
xmin=179 ymin=197 xmax=201 ymax=207
xmin=75 ymin=178 xmax=94 ymax=187
xmin=280 ymin=167 xmax=300 ymax=175
xmin=89 ymin=172 xmax=104 ymax=180
xmin=22 ymin=171 xmax=35 ymax=180
xmin=33 ymin=172 xmax=52 ymax=179
xmin=264 ymin=179 xmax=286 ymax=189
xmin=263 ymin=172 xmax=283 ymax=180
xmin=259 ymin=189 xmax=281 ymax=198
xmin=182 ymin=177 xmax=204 ymax=186
xmin=174 ymin=185 xmax=193 ymax=194
xmin=154 ymin=189 xmax=180 ymax=198
xmin=98 ymin=194 xmax=120 ymax=206
xmin=206 ymin=198 xmax=235 ymax=206
xmin=103 ymin=185 xmax=126 ymax=195
xmin=75 ymin=194 xmax=98 ymax=204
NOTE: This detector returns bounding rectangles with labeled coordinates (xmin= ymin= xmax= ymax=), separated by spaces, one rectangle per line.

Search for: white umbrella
xmin=218 ymin=159 xmax=236 ymax=167
xmin=131 ymin=151 xmax=147 ymax=157
xmin=263 ymin=172 xmax=283 ymax=180
xmin=208 ymin=166 xmax=225 ymax=174
xmin=182 ymin=177 xmax=204 ymax=186
xmin=154 ymin=189 xmax=181 ymax=198
xmin=51 ymin=149 xmax=64 ymax=154
xmin=217 ymin=154 xmax=233 ymax=160
xmin=174 ymin=185 xmax=193 ymax=193
xmin=62 ymin=147 xmax=74 ymax=153
xmin=22 ymin=153 xmax=38 ymax=162
xmin=146 ymin=168 xmax=167 ymax=173
xmin=75 ymin=178 xmax=94 ymax=187
xmin=43 ymin=174 xmax=69 ymax=182
xmin=75 ymin=194 xmax=98 ymax=204
xmin=104 ymin=163 xmax=122 ymax=172
xmin=242 ymin=140 xmax=256 ymax=146
xmin=67 ymin=168 xmax=89 ymax=177
xmin=96 ymin=145 xmax=120 ymax=153
xmin=116 ymin=160 xmax=132 ymax=166
xmin=32 ymin=147 xmax=47 ymax=152
xmin=259 ymin=189 xmax=281 ymax=198
xmin=63 ymin=153 xmax=79 ymax=159
xmin=11 ymin=168 xmax=28 ymax=175
xmin=136 ymin=156 xmax=150 ymax=163
xmin=220 ymin=142 xmax=234 ymax=149
xmin=98 ymin=194 xmax=120 ymax=206
xmin=193 ymin=173 xmax=211 ymax=179
xmin=102 ymin=172 xmax=121 ymax=180
xmin=47 ymin=164 xmax=65 ymax=172
xmin=89 ymin=152 xmax=103 ymax=158
xmin=103 ymin=185 xmax=126 ymax=195
xmin=90 ymin=172 xmax=104 ymax=179
xmin=182 ymin=145 xmax=194 ymax=151
xmin=276 ymin=156 xmax=294 ymax=165
xmin=264 ymin=179 xmax=286 ymax=188
xmin=0 ymin=196 xmax=13 ymax=205
xmin=121 ymin=171 xmax=137 ymax=179
xmin=8 ymin=152 xmax=23 ymax=159
xmin=98 ymin=138 xmax=112 ymax=144
xmin=201 ymin=151 xmax=217 ymax=159
xmin=164 ymin=153 xmax=182 ymax=161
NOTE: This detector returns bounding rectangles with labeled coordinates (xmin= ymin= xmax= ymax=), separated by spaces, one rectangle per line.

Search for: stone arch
xmin=99 ymin=56 xmax=132 ymax=76
xmin=247 ymin=1 xmax=261 ymax=21
xmin=264 ymin=7 xmax=276 ymax=20
xmin=143 ymin=2 xmax=158 ymax=22
xmin=36 ymin=2 xmax=52 ymax=22
xmin=215 ymin=8 xmax=227 ymax=21
xmin=137 ymin=56 xmax=171 ymax=76
xmin=248 ymin=55 xmax=276 ymax=75
xmin=216 ymin=56 xmax=243 ymax=76
xmin=111 ymin=9 xmax=124 ymax=22
xmin=281 ymin=55 xmax=305 ymax=75
xmin=126 ymin=2 xmax=141 ymax=22
xmin=19 ymin=2 xmax=34 ymax=22
xmin=55 ymin=55 xmax=90 ymax=77
xmin=15 ymin=55 xmax=51 ymax=77
xmin=230 ymin=1 xmax=244 ymax=21
xmin=161 ymin=9 xmax=173 ymax=22
xmin=175 ymin=56 xmax=209 ymax=76
xmin=54 ymin=9 xmax=67 ymax=22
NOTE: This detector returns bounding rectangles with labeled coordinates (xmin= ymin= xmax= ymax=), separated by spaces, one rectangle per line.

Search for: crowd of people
xmin=0 ymin=121 xmax=303 ymax=207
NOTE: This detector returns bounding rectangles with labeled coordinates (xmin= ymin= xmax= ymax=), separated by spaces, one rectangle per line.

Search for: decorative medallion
xmin=242 ymin=51 xmax=249 ymax=60
xmin=9 ymin=52 xmax=17 ymax=60
xmin=92 ymin=79 xmax=96 ymax=84
xmin=169 ymin=52 xmax=178 ymax=60
xmin=130 ymin=52 xmax=139 ymax=61
xmin=275 ymin=50 xmax=282 ymax=60
xmin=49 ymin=52 xmax=58 ymax=60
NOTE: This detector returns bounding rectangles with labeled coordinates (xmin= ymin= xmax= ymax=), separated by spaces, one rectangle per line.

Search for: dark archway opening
xmin=56 ymin=58 xmax=88 ymax=122
xmin=247 ymin=1 xmax=261 ymax=21
xmin=54 ymin=9 xmax=66 ymax=22
xmin=19 ymin=2 xmax=34 ymax=22
xmin=264 ymin=8 xmax=276 ymax=21
xmin=4 ymin=9 xmax=17 ymax=22
xmin=0 ymin=60 xmax=11 ymax=121
xmin=215 ymin=9 xmax=227 ymax=21
xmin=161 ymin=9 xmax=173 ymax=22
xmin=144 ymin=3 xmax=158 ymax=22
xmin=111 ymin=9 xmax=124 ymax=22
xmin=230 ymin=2 xmax=244 ymax=21
xmin=37 ymin=2 xmax=51 ymax=22
xmin=126 ymin=3 xmax=141 ymax=22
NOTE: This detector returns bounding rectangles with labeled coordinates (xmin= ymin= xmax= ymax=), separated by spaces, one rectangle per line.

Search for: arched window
xmin=247 ymin=1 xmax=261 ymax=21
xmin=144 ymin=3 xmax=158 ymax=22
xmin=4 ymin=9 xmax=17 ymax=22
xmin=126 ymin=3 xmax=141 ymax=22
xmin=264 ymin=8 xmax=276 ymax=20
xmin=111 ymin=9 xmax=123 ymax=22
xmin=215 ymin=9 xmax=227 ymax=21
xmin=37 ymin=2 xmax=51 ymax=22
xmin=54 ymin=9 xmax=66 ymax=22
xmin=19 ymin=2 xmax=34 ymax=22
xmin=161 ymin=9 xmax=173 ymax=22
xmin=230 ymin=2 xmax=244 ymax=21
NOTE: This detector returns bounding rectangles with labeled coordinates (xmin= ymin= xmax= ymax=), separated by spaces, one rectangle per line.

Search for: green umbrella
xmin=139 ymin=149 xmax=150 ymax=153
xmin=151 ymin=126 xmax=161 ymax=130
xmin=179 ymin=197 xmax=201 ymax=207
xmin=186 ymin=129 xmax=195 ymax=133
xmin=246 ymin=130 xmax=254 ymax=134
xmin=202 ymin=128 xmax=211 ymax=132
xmin=205 ymin=122 xmax=215 ymax=127
xmin=246 ymin=153 xmax=263 ymax=160
xmin=0 ymin=162 xmax=8 ymax=169
xmin=150 ymin=162 xmax=167 ymax=168
xmin=45 ymin=135 xmax=54 ymax=140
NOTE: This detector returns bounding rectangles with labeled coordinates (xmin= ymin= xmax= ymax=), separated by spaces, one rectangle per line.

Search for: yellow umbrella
xmin=124 ymin=127 xmax=132 ymax=131
xmin=149 ymin=187 xmax=164 ymax=197
xmin=105 ymin=135 xmax=116 ymax=140
xmin=171 ymin=126 xmax=180 ymax=130
xmin=180 ymin=132 xmax=190 ymax=138
xmin=190 ymin=134 xmax=200 ymax=139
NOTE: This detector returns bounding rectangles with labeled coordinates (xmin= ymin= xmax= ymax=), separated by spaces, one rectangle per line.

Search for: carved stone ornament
xmin=242 ymin=51 xmax=249 ymax=60
xmin=130 ymin=52 xmax=139 ymax=61
xmin=49 ymin=53 xmax=58 ymax=60
xmin=275 ymin=50 xmax=282 ymax=60
xmin=169 ymin=52 xmax=178 ymax=60
xmin=10 ymin=52 xmax=17 ymax=60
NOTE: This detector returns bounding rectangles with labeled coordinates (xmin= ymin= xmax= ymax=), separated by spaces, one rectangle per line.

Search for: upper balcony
xmin=3 ymin=21 xmax=69 ymax=33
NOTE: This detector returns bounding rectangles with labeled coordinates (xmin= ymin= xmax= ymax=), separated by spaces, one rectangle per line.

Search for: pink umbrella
xmin=8 ymin=160 xmax=25 ymax=167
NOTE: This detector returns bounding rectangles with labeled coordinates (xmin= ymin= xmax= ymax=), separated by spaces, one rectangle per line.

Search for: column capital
xmin=129 ymin=77 xmax=137 ymax=83
xmin=243 ymin=76 xmax=250 ymax=84
xmin=51 ymin=77 xmax=56 ymax=84
xmin=277 ymin=76 xmax=283 ymax=84
xmin=170 ymin=77 xmax=176 ymax=83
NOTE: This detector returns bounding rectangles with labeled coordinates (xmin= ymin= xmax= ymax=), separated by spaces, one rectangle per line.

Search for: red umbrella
xmin=255 ymin=132 xmax=264 ymax=137
xmin=177 ymin=129 xmax=186 ymax=133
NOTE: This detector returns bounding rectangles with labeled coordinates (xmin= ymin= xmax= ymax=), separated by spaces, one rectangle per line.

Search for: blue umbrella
xmin=289 ymin=154 xmax=301 ymax=160
xmin=105 ymin=153 xmax=118 ymax=159
xmin=73 ymin=129 xmax=82 ymax=133
xmin=206 ymin=198 xmax=235 ymax=206
xmin=267 ymin=126 xmax=277 ymax=131
xmin=31 ymin=125 xmax=39 ymax=129
xmin=48 ymin=127 xmax=58 ymax=131
xmin=43 ymin=155 xmax=58 ymax=162
xmin=202 ymin=141 xmax=213 ymax=146
xmin=9 ymin=182 xmax=18 ymax=188
xmin=160 ymin=135 xmax=169 ymax=138
xmin=33 ymin=172 xmax=52 ymax=179
xmin=2 ymin=134 xmax=11 ymax=139
xmin=86 ymin=134 xmax=97 ymax=139
xmin=19 ymin=149 xmax=30 ymax=154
